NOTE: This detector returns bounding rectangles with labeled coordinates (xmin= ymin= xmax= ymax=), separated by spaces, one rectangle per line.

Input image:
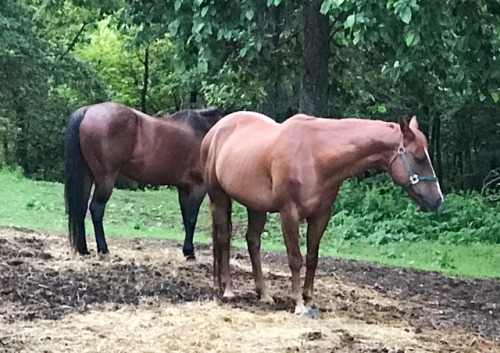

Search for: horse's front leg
xmin=280 ymin=206 xmax=306 ymax=315
xmin=303 ymin=206 xmax=332 ymax=308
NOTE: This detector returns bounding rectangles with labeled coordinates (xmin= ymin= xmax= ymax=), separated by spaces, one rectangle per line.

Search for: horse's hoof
xmin=184 ymin=254 xmax=196 ymax=261
xmin=97 ymin=252 xmax=110 ymax=261
xmin=222 ymin=289 xmax=236 ymax=301
xmin=294 ymin=304 xmax=307 ymax=315
xmin=259 ymin=294 xmax=275 ymax=305
xmin=76 ymin=249 xmax=90 ymax=256
xmin=97 ymin=247 xmax=109 ymax=252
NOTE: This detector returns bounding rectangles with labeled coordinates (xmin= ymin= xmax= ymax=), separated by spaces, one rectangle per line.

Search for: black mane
xmin=170 ymin=107 xmax=221 ymax=137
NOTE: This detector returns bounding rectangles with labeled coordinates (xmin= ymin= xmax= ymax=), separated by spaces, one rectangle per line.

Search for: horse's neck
xmin=319 ymin=120 xmax=400 ymax=180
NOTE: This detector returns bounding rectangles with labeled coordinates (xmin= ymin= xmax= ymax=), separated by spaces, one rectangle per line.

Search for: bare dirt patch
xmin=0 ymin=226 xmax=498 ymax=352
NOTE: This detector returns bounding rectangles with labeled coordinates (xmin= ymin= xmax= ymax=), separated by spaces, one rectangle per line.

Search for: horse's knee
xmin=215 ymin=230 xmax=231 ymax=247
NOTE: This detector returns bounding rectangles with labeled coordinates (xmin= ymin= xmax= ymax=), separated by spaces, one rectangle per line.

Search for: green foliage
xmin=75 ymin=18 xmax=143 ymax=107
xmin=0 ymin=0 xmax=109 ymax=180
xmin=123 ymin=0 xmax=298 ymax=114
xmin=2 ymin=0 xmax=499 ymax=190
xmin=328 ymin=175 xmax=500 ymax=245
xmin=201 ymin=63 xmax=267 ymax=111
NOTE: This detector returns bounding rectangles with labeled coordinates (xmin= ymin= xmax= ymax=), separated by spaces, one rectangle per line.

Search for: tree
xmin=300 ymin=0 xmax=330 ymax=116
xmin=0 ymin=0 xmax=108 ymax=180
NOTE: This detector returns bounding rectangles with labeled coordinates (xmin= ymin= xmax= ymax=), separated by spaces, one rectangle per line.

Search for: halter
xmin=388 ymin=144 xmax=438 ymax=190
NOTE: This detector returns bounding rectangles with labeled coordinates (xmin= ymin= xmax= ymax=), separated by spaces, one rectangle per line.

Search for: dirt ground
xmin=0 ymin=226 xmax=498 ymax=353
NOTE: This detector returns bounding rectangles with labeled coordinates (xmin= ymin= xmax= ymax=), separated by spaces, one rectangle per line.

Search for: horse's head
xmin=388 ymin=116 xmax=444 ymax=212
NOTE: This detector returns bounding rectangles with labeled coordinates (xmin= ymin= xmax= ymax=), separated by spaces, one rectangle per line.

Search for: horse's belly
xmin=217 ymin=165 xmax=277 ymax=211
xmin=228 ymin=187 xmax=278 ymax=212
xmin=121 ymin=162 xmax=184 ymax=186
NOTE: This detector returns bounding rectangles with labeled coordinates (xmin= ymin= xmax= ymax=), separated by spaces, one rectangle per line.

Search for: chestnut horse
xmin=200 ymin=112 xmax=443 ymax=316
xmin=65 ymin=102 xmax=221 ymax=259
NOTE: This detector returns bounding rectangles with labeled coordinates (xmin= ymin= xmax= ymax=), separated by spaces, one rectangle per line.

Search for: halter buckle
xmin=397 ymin=147 xmax=406 ymax=154
xmin=409 ymin=174 xmax=419 ymax=185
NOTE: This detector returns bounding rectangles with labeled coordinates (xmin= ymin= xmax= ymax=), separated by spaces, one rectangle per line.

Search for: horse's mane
xmin=170 ymin=107 xmax=221 ymax=137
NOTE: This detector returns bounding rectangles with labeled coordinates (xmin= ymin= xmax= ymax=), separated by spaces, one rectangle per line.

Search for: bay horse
xmin=64 ymin=102 xmax=221 ymax=259
xmin=200 ymin=112 xmax=443 ymax=317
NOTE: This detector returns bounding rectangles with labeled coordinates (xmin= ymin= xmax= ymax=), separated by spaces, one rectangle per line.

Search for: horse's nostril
xmin=435 ymin=197 xmax=443 ymax=209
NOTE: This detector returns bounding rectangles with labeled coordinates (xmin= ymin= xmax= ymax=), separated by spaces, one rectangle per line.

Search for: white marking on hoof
xmin=259 ymin=294 xmax=275 ymax=305
xmin=223 ymin=288 xmax=235 ymax=300
xmin=294 ymin=303 xmax=308 ymax=316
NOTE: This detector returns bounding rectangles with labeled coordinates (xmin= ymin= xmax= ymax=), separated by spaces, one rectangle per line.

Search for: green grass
xmin=319 ymin=239 xmax=500 ymax=278
xmin=1 ymin=168 xmax=498 ymax=279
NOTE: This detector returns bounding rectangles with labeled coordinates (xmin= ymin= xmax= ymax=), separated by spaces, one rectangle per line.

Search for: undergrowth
xmin=329 ymin=175 xmax=500 ymax=245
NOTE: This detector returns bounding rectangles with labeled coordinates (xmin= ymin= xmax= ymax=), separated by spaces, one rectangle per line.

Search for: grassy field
xmin=1 ymin=168 xmax=499 ymax=278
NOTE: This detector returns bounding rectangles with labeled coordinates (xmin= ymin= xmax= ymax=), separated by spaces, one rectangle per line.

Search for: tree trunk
xmin=300 ymin=0 xmax=330 ymax=116
xmin=261 ymin=3 xmax=285 ymax=120
xmin=189 ymin=90 xmax=198 ymax=107
xmin=432 ymin=115 xmax=443 ymax=188
xmin=140 ymin=46 xmax=149 ymax=113
xmin=13 ymin=89 xmax=29 ymax=173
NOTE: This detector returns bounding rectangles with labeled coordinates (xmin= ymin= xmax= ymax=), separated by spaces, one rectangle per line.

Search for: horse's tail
xmin=64 ymin=107 xmax=91 ymax=254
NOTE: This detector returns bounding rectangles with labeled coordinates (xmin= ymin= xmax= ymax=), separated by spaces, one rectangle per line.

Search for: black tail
xmin=64 ymin=107 xmax=91 ymax=254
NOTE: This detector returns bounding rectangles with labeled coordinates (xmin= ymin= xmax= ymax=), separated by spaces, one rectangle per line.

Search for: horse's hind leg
xmin=89 ymin=176 xmax=116 ymax=254
xmin=178 ymin=185 xmax=206 ymax=260
xmin=245 ymin=209 xmax=273 ymax=304
xmin=73 ymin=173 xmax=93 ymax=255
xmin=208 ymin=190 xmax=233 ymax=298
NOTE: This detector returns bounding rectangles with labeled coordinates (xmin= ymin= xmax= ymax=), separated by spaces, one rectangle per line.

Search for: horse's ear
xmin=399 ymin=117 xmax=415 ymax=140
xmin=409 ymin=115 xmax=419 ymax=130
xmin=198 ymin=107 xmax=220 ymax=117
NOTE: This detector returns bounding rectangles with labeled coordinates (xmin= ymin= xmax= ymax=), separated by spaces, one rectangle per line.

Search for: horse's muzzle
xmin=419 ymin=195 xmax=443 ymax=212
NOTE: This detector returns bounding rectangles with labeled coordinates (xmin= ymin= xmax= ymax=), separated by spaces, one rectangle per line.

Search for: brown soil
xmin=0 ymin=226 xmax=498 ymax=353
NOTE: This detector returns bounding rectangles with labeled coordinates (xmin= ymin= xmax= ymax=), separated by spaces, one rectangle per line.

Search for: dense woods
xmin=0 ymin=0 xmax=498 ymax=191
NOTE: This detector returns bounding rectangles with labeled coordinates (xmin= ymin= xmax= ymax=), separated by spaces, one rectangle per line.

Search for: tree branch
xmin=56 ymin=22 xmax=88 ymax=62
xmin=481 ymin=167 xmax=500 ymax=200
xmin=330 ymin=11 xmax=350 ymax=38
xmin=277 ymin=27 xmax=304 ymax=48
